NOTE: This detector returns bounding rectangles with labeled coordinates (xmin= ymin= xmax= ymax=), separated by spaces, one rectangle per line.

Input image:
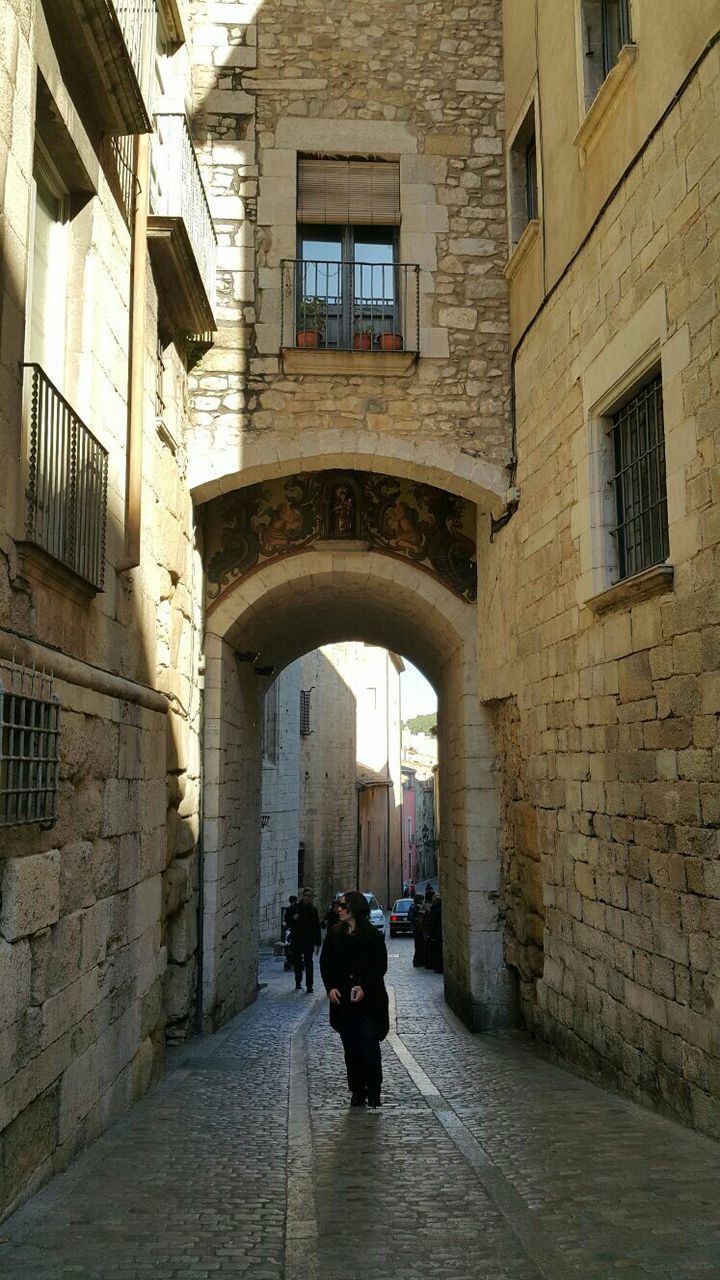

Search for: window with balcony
xmin=148 ymin=113 xmax=217 ymax=339
xmin=608 ymin=373 xmax=668 ymax=582
xmin=281 ymin=158 xmax=419 ymax=359
xmin=580 ymin=0 xmax=632 ymax=109
xmin=22 ymin=129 xmax=107 ymax=592
xmin=42 ymin=0 xmax=157 ymax=135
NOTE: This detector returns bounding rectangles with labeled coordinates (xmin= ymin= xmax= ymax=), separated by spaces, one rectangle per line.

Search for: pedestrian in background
xmin=320 ymin=890 xmax=389 ymax=1108
xmin=410 ymin=894 xmax=424 ymax=967
xmin=288 ymin=887 xmax=321 ymax=992
xmin=427 ymin=893 xmax=443 ymax=973
xmin=322 ymin=898 xmax=341 ymax=935
xmin=282 ymin=894 xmax=298 ymax=970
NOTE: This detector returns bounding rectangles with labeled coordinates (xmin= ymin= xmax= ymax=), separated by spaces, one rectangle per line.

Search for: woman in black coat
xmin=320 ymin=890 xmax=389 ymax=1109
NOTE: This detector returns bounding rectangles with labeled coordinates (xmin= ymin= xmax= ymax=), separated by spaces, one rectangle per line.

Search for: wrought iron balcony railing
xmin=281 ymin=260 xmax=420 ymax=354
xmin=23 ymin=365 xmax=108 ymax=591
xmin=42 ymin=0 xmax=157 ymax=135
xmin=149 ymin=114 xmax=218 ymax=336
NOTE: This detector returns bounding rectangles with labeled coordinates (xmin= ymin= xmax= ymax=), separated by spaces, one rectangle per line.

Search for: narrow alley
xmin=2 ymin=941 xmax=718 ymax=1280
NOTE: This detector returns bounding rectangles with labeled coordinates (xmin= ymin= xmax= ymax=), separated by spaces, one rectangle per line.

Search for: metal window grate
xmin=300 ymin=689 xmax=312 ymax=737
xmin=610 ymin=374 xmax=668 ymax=581
xmin=23 ymin=363 xmax=108 ymax=590
xmin=0 ymin=663 xmax=61 ymax=828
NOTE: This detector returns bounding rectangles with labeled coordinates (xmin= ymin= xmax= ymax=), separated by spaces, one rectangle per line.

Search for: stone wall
xmin=201 ymin=642 xmax=262 ymax=1029
xmin=187 ymin=0 xmax=511 ymax=498
xmin=480 ymin=43 xmax=720 ymax=1135
xmin=0 ymin=0 xmax=203 ymax=1216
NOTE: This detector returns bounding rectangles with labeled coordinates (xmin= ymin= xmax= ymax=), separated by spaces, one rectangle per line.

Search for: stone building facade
xmin=257 ymin=660 xmax=300 ymax=942
xmin=483 ymin=1 xmax=720 ymax=1133
xmin=0 ymin=0 xmax=210 ymax=1217
xmin=2 ymin=0 xmax=719 ymax=1225
xmin=257 ymin=642 xmax=403 ymax=939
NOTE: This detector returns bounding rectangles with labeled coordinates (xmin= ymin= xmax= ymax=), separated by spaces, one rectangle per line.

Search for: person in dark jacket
xmin=427 ymin=894 xmax=443 ymax=973
xmin=320 ymin=890 xmax=389 ymax=1108
xmin=282 ymin=894 xmax=298 ymax=971
xmin=322 ymin=898 xmax=341 ymax=935
xmin=288 ymin=887 xmax=322 ymax=992
xmin=410 ymin=894 xmax=425 ymax=967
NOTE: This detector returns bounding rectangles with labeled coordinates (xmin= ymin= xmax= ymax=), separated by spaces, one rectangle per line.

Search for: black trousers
xmin=412 ymin=930 xmax=425 ymax=967
xmin=293 ymin=945 xmax=315 ymax=990
xmin=338 ymin=1012 xmax=382 ymax=1102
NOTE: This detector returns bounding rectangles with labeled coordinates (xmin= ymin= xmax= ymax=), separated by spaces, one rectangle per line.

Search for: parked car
xmin=389 ymin=897 xmax=414 ymax=937
xmin=336 ymin=892 xmax=386 ymax=935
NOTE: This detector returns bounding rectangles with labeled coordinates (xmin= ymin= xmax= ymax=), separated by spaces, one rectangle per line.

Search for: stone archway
xmin=199 ymin=544 xmax=516 ymax=1036
xmin=188 ymin=425 xmax=508 ymax=516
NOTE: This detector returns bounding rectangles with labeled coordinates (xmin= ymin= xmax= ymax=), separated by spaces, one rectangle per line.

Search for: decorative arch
xmin=203 ymin=469 xmax=478 ymax=609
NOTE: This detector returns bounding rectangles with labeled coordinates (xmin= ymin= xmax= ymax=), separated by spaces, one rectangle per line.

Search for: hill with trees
xmin=404 ymin=713 xmax=437 ymax=735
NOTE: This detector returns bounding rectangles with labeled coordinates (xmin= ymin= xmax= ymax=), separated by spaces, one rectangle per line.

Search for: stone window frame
xmin=572 ymin=0 xmax=638 ymax=159
xmin=255 ymin=119 xmax=450 ymax=363
xmin=573 ymin=286 xmax=694 ymax=613
xmin=504 ymin=86 xmax=542 ymax=278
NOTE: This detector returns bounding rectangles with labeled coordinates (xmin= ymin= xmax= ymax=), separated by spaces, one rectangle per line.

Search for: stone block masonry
xmin=187 ymin=0 xmax=511 ymax=497
xmin=480 ymin=42 xmax=720 ymax=1139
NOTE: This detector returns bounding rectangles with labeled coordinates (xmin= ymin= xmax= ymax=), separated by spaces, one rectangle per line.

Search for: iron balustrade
xmin=152 ymin=113 xmax=218 ymax=315
xmin=115 ymin=0 xmax=157 ymax=110
xmin=23 ymin=364 xmax=108 ymax=590
xmin=281 ymin=259 xmax=420 ymax=353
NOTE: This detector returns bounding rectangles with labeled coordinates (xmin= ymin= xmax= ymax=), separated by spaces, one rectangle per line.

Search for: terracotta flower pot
xmin=296 ymin=330 xmax=322 ymax=348
xmin=378 ymin=332 xmax=403 ymax=351
xmin=353 ymin=333 xmax=372 ymax=350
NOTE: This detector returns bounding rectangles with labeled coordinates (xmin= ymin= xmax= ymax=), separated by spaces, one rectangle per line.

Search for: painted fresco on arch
xmin=205 ymin=471 xmax=477 ymax=604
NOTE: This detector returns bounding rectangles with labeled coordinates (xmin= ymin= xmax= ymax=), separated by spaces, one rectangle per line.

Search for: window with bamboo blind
xmin=297 ymin=158 xmax=401 ymax=226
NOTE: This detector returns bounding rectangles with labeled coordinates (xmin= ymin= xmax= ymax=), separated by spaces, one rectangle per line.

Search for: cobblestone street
xmin=2 ymin=941 xmax=719 ymax=1280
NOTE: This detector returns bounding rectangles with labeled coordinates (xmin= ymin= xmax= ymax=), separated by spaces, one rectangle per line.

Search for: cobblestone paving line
xmin=1 ymin=943 xmax=719 ymax=1279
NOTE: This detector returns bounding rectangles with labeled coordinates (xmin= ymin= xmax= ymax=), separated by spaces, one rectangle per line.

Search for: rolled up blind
xmin=297 ymin=158 xmax=401 ymax=225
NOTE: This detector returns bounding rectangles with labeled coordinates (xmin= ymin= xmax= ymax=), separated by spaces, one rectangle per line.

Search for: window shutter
xmin=297 ymin=158 xmax=400 ymax=225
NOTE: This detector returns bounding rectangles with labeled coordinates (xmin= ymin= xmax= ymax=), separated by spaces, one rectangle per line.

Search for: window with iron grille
xmin=581 ymin=0 xmax=632 ymax=107
xmin=0 ymin=668 xmax=61 ymax=828
xmin=300 ymin=689 xmax=312 ymax=737
xmin=609 ymin=374 xmax=668 ymax=581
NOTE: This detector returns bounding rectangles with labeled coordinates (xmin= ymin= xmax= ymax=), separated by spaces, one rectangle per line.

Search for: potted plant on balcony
xmin=296 ymin=298 xmax=326 ymax=348
xmin=353 ymin=327 xmax=373 ymax=351
xmin=377 ymin=329 xmax=403 ymax=351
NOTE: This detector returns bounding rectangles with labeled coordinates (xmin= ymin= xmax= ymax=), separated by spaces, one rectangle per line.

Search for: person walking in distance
xmin=282 ymin=894 xmax=298 ymax=971
xmin=289 ymin=887 xmax=321 ymax=992
xmin=320 ymin=891 xmax=389 ymax=1109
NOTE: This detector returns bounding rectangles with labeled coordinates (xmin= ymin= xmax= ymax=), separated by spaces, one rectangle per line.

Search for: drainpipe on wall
xmin=386 ymin=655 xmax=391 ymax=910
xmin=119 ymin=132 xmax=150 ymax=572
xmin=194 ymin=660 xmax=205 ymax=1035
